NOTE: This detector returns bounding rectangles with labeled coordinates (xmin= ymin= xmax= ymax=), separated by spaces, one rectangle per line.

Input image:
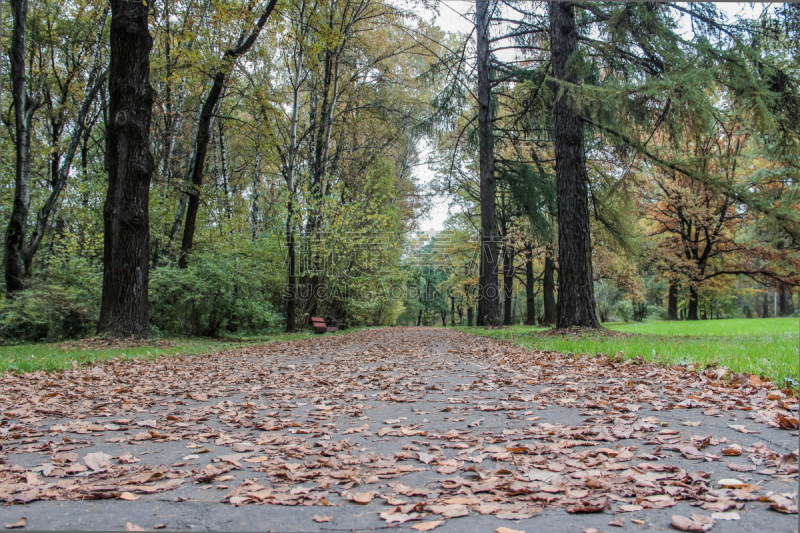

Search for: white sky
xmin=413 ymin=1 xmax=761 ymax=231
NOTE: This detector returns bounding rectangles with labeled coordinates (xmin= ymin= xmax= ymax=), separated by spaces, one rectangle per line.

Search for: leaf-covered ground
xmin=0 ymin=328 xmax=796 ymax=532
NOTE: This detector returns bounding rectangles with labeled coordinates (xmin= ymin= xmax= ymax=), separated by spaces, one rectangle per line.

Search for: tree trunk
xmin=97 ymin=0 xmax=155 ymax=338
xmin=542 ymin=249 xmax=557 ymax=325
xmin=5 ymin=0 xmax=34 ymax=295
xmin=179 ymin=0 xmax=279 ymax=268
xmin=687 ymin=286 xmax=699 ymax=321
xmin=761 ymin=288 xmax=769 ymax=318
xmin=667 ymin=282 xmax=678 ymax=320
xmin=285 ymin=199 xmax=297 ymax=332
xmin=451 ymin=297 xmax=455 ymax=326
xmin=467 ymin=306 xmax=474 ymax=327
xmin=524 ymin=245 xmax=536 ymax=325
xmin=549 ymin=2 xmax=600 ymax=329
xmin=475 ymin=0 xmax=501 ymax=326
xmin=779 ymin=283 xmax=790 ymax=317
xmin=503 ymin=242 xmax=514 ymax=326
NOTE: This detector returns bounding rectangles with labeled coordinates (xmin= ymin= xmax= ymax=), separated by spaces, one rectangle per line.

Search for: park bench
xmin=310 ymin=317 xmax=338 ymax=334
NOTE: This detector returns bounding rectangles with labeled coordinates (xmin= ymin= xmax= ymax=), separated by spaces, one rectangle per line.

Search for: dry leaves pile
xmin=0 ymin=328 xmax=796 ymax=530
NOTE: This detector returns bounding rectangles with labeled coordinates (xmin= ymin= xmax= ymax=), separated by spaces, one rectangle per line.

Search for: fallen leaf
xmin=717 ymin=478 xmax=748 ymax=488
xmin=342 ymin=490 xmax=376 ymax=504
xmin=609 ymin=517 xmax=625 ymax=527
xmin=671 ymin=515 xmax=712 ymax=532
xmin=119 ymin=492 xmax=140 ymax=501
xmin=412 ymin=521 xmax=444 ymax=531
xmin=495 ymin=528 xmax=525 ymax=533
xmin=4 ymin=518 xmax=26 ymax=529
xmin=567 ymin=497 xmax=608 ymax=513
xmin=618 ymin=504 xmax=643 ymax=512
xmin=84 ymin=451 xmax=113 ymax=471
xmin=313 ymin=515 xmax=332 ymax=523
xmin=711 ymin=512 xmax=740 ymax=520
xmin=125 ymin=524 xmax=144 ymax=532
xmin=379 ymin=511 xmax=412 ymax=524
xmin=768 ymin=493 xmax=798 ymax=514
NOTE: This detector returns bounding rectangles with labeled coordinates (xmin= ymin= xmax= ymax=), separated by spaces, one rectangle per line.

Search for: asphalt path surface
xmin=0 ymin=327 xmax=797 ymax=532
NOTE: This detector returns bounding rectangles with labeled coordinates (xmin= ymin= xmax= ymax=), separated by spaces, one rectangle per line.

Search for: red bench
xmin=310 ymin=317 xmax=338 ymax=334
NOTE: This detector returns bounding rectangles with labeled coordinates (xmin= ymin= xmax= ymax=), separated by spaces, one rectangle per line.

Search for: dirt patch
xmin=537 ymin=326 xmax=634 ymax=339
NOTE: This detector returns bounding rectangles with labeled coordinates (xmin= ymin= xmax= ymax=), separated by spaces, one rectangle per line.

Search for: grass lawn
xmin=457 ymin=317 xmax=799 ymax=389
xmin=0 ymin=330 xmax=333 ymax=374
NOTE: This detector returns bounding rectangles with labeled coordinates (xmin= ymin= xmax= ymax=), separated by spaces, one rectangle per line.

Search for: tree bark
xmin=475 ymin=0 xmax=501 ymax=326
xmin=549 ymin=2 xmax=600 ymax=328
xmin=98 ymin=0 xmax=155 ymax=338
xmin=779 ymin=283 xmax=790 ymax=317
xmin=467 ymin=306 xmax=474 ymax=327
xmin=687 ymin=286 xmax=699 ymax=320
xmin=524 ymin=244 xmax=536 ymax=325
xmin=667 ymin=282 xmax=679 ymax=320
xmin=5 ymin=0 xmax=34 ymax=295
xmin=179 ymin=0 xmax=279 ymax=268
xmin=503 ymin=242 xmax=514 ymax=325
xmin=542 ymin=248 xmax=557 ymax=325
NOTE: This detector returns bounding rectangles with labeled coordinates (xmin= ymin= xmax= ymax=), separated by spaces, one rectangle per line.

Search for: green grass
xmin=0 ymin=330 xmax=336 ymax=374
xmin=605 ymin=317 xmax=799 ymax=337
xmin=456 ymin=317 xmax=800 ymax=389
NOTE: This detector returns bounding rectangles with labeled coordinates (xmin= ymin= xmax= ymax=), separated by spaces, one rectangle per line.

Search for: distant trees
xmin=1 ymin=1 xmax=798 ymax=340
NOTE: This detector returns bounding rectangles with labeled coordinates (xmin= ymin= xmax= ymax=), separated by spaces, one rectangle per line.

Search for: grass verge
xmin=456 ymin=318 xmax=799 ymax=389
xmin=0 ymin=329 xmax=355 ymax=374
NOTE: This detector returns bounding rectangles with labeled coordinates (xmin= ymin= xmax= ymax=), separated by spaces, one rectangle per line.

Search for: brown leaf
xmin=608 ymin=517 xmax=625 ymax=527
xmin=84 ymin=451 xmax=113 ymax=471
xmin=670 ymin=515 xmax=712 ymax=532
xmin=778 ymin=416 xmax=799 ymax=430
xmin=119 ymin=492 xmax=141 ymax=501
xmin=412 ymin=521 xmax=444 ymax=531
xmin=313 ymin=515 xmax=332 ymax=523
xmin=618 ymin=504 xmax=643 ymax=512
xmin=495 ymin=528 xmax=525 ymax=533
xmin=379 ymin=511 xmax=412 ymax=523
xmin=118 ymin=453 xmax=140 ymax=464
xmin=567 ymin=497 xmax=608 ymax=513
xmin=125 ymin=524 xmax=144 ymax=532
xmin=725 ymin=461 xmax=755 ymax=472
xmin=768 ymin=493 xmax=798 ymax=514
xmin=342 ymin=490 xmax=376 ymax=504
xmin=4 ymin=518 xmax=26 ymax=530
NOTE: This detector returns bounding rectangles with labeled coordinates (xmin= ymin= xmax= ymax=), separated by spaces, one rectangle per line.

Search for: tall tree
xmin=475 ymin=0 xmax=500 ymax=326
xmin=4 ymin=2 xmax=108 ymax=294
xmin=548 ymin=2 xmax=599 ymax=328
xmin=5 ymin=0 xmax=38 ymax=294
xmin=178 ymin=0 xmax=280 ymax=268
xmin=97 ymin=0 xmax=156 ymax=337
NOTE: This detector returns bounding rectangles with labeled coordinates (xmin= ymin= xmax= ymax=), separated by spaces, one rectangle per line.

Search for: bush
xmin=150 ymin=250 xmax=282 ymax=337
xmin=617 ymin=300 xmax=633 ymax=322
xmin=0 ymin=256 xmax=102 ymax=342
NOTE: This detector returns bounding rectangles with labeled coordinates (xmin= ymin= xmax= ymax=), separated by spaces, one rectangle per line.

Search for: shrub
xmin=0 ymin=256 xmax=102 ymax=342
xmin=150 ymin=250 xmax=282 ymax=337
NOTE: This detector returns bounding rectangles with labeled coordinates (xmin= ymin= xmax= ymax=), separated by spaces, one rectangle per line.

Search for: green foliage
xmin=0 ymin=256 xmax=101 ymax=342
xmin=150 ymin=249 xmax=283 ymax=337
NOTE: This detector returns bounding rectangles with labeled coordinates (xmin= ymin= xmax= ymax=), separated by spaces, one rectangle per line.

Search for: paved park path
xmin=0 ymin=328 xmax=797 ymax=532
